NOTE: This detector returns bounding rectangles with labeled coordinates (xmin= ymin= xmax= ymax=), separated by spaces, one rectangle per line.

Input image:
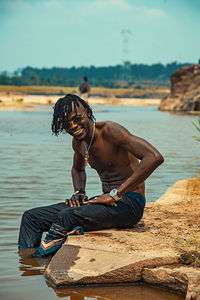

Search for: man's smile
xmin=73 ymin=128 xmax=82 ymax=135
xmin=71 ymin=126 xmax=86 ymax=139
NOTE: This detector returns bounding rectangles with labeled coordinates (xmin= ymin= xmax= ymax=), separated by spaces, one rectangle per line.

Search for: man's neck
xmin=84 ymin=120 xmax=95 ymax=145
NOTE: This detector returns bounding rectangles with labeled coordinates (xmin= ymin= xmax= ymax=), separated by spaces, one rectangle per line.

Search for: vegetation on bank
xmin=0 ymin=84 xmax=169 ymax=98
xmin=0 ymin=62 xmax=191 ymax=88
xmin=192 ymin=118 xmax=200 ymax=142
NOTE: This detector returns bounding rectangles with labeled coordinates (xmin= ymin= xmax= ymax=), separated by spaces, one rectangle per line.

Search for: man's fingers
xmin=87 ymin=197 xmax=100 ymax=204
xmin=65 ymin=199 xmax=70 ymax=205
xmin=89 ymin=197 xmax=98 ymax=202
xmin=82 ymin=199 xmax=89 ymax=205
xmin=87 ymin=197 xmax=115 ymax=205
xmin=69 ymin=199 xmax=76 ymax=207
xmin=67 ymin=196 xmax=87 ymax=206
xmin=72 ymin=198 xmax=82 ymax=207
xmin=72 ymin=200 xmax=78 ymax=207
xmin=76 ymin=200 xmax=80 ymax=207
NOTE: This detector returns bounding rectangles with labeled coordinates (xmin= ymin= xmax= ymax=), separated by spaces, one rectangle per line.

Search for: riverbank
xmin=0 ymin=94 xmax=161 ymax=110
xmin=45 ymin=177 xmax=200 ymax=299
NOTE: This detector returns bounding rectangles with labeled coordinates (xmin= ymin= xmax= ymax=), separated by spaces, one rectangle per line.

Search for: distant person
xmin=79 ymin=76 xmax=90 ymax=103
xmin=18 ymin=94 xmax=164 ymax=257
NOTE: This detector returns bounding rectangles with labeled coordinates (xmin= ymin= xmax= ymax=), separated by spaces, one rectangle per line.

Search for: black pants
xmin=18 ymin=192 xmax=145 ymax=248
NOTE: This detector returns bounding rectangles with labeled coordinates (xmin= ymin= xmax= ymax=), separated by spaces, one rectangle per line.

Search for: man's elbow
xmin=154 ymin=152 xmax=164 ymax=166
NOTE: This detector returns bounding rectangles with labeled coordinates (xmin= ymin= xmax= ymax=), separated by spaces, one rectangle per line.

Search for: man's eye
xmin=74 ymin=117 xmax=82 ymax=123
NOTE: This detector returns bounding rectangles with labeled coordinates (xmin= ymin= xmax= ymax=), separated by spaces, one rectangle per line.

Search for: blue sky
xmin=1 ymin=0 xmax=200 ymax=72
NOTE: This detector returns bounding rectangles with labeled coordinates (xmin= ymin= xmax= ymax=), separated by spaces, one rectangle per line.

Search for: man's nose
xmin=69 ymin=120 xmax=78 ymax=129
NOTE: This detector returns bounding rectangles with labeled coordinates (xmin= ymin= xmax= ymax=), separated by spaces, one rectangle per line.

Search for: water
xmin=1 ymin=105 xmax=198 ymax=300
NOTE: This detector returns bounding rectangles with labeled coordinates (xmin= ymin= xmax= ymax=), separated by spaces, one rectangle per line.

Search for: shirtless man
xmin=18 ymin=94 xmax=164 ymax=257
xmin=79 ymin=76 xmax=90 ymax=102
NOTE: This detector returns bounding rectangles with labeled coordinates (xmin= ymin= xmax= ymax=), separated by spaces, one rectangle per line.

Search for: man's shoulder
xmin=96 ymin=120 xmax=120 ymax=131
xmin=96 ymin=121 xmax=127 ymax=138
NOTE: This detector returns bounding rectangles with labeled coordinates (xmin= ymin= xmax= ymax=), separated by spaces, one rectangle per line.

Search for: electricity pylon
xmin=121 ymin=29 xmax=132 ymax=83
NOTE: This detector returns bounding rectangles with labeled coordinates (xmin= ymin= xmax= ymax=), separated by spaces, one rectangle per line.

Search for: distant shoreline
xmin=0 ymin=94 xmax=161 ymax=111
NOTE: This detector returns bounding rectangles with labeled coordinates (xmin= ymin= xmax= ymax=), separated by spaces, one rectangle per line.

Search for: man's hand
xmin=65 ymin=191 xmax=88 ymax=207
xmin=86 ymin=193 xmax=117 ymax=205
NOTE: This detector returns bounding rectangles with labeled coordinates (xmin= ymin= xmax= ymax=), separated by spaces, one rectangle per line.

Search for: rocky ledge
xmin=159 ymin=63 xmax=200 ymax=113
xmin=45 ymin=178 xmax=200 ymax=299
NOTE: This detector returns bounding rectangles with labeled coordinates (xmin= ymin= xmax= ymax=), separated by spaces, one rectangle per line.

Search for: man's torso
xmin=75 ymin=121 xmax=145 ymax=195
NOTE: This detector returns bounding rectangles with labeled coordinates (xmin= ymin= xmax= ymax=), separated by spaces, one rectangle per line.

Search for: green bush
xmin=192 ymin=118 xmax=200 ymax=142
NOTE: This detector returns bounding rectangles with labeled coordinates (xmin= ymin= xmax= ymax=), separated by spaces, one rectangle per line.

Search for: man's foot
xmin=31 ymin=249 xmax=43 ymax=258
xmin=31 ymin=225 xmax=84 ymax=258
xmin=31 ymin=248 xmax=58 ymax=258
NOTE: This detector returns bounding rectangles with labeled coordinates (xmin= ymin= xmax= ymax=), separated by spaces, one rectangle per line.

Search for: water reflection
xmin=47 ymin=283 xmax=184 ymax=300
xmin=18 ymin=248 xmax=51 ymax=276
xmin=17 ymin=248 xmax=184 ymax=300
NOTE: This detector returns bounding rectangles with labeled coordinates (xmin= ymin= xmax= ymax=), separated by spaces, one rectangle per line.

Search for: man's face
xmin=63 ymin=103 xmax=90 ymax=140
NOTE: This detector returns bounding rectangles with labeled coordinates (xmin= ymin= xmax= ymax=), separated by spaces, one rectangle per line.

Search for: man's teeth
xmin=74 ymin=128 xmax=82 ymax=134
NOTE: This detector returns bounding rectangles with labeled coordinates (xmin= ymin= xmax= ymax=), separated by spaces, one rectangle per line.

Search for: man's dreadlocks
xmin=51 ymin=94 xmax=95 ymax=136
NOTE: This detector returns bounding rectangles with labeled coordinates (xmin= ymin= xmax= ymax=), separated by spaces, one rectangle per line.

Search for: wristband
xmin=73 ymin=189 xmax=85 ymax=196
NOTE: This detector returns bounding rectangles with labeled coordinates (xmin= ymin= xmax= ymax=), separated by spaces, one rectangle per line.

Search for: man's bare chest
xmin=88 ymin=141 xmax=123 ymax=171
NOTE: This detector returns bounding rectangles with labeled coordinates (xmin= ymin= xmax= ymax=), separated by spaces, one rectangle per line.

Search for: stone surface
xmin=159 ymin=63 xmax=200 ymax=113
xmin=143 ymin=266 xmax=188 ymax=293
xmin=45 ymin=242 xmax=177 ymax=286
xmin=186 ymin=273 xmax=200 ymax=300
xmin=143 ymin=266 xmax=200 ymax=300
xmin=44 ymin=177 xmax=200 ymax=297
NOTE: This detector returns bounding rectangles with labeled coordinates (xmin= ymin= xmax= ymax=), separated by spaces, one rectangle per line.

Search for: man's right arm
xmin=66 ymin=140 xmax=87 ymax=207
xmin=71 ymin=152 xmax=86 ymax=195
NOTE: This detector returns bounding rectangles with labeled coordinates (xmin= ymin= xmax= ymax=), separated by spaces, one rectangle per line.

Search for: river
xmin=1 ymin=105 xmax=199 ymax=300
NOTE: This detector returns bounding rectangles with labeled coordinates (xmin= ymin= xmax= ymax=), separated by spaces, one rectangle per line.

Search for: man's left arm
xmin=117 ymin=126 xmax=164 ymax=196
xmin=88 ymin=122 xmax=164 ymax=205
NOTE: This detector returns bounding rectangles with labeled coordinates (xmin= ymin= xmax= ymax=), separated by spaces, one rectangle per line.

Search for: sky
xmin=0 ymin=0 xmax=200 ymax=73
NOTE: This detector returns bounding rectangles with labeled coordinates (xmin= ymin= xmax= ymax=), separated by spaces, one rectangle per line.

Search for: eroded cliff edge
xmin=159 ymin=63 xmax=200 ymax=113
xmin=45 ymin=178 xmax=200 ymax=299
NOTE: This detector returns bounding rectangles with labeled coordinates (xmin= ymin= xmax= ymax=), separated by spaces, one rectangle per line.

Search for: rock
xmin=142 ymin=266 xmax=188 ymax=293
xmin=143 ymin=266 xmax=200 ymax=300
xmin=45 ymin=240 xmax=177 ymax=286
xmin=186 ymin=273 xmax=200 ymax=300
xmin=159 ymin=64 xmax=200 ymax=112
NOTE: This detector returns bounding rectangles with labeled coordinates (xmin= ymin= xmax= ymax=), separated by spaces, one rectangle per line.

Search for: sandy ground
xmin=0 ymin=94 xmax=161 ymax=110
